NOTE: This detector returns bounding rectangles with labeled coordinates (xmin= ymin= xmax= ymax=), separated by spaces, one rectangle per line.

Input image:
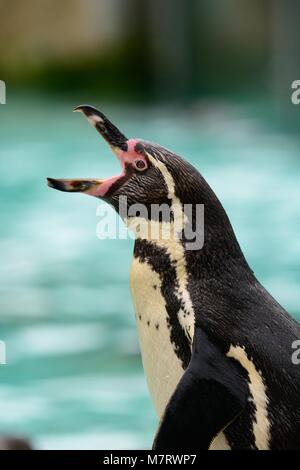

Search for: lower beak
xmin=47 ymin=177 xmax=103 ymax=193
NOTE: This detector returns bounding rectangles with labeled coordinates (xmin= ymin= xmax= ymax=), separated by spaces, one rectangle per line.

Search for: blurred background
xmin=0 ymin=0 xmax=300 ymax=450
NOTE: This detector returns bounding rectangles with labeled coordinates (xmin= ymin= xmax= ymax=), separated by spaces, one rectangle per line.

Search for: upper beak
xmin=74 ymin=105 xmax=128 ymax=152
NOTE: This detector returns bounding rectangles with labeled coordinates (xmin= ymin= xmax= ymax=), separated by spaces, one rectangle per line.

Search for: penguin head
xmin=47 ymin=105 xmax=203 ymax=216
xmin=48 ymin=105 xmax=249 ymax=274
xmin=48 ymin=105 xmax=238 ymax=253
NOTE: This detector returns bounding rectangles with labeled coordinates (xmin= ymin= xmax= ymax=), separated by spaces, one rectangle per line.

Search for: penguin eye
xmin=134 ymin=160 xmax=147 ymax=171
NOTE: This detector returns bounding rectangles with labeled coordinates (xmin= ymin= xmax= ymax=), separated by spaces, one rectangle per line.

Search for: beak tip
xmin=73 ymin=105 xmax=84 ymax=113
xmin=47 ymin=177 xmax=55 ymax=188
xmin=73 ymin=104 xmax=96 ymax=115
xmin=47 ymin=177 xmax=67 ymax=192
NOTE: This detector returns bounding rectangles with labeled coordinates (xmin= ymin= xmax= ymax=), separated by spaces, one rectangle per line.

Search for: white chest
xmin=130 ymin=257 xmax=184 ymax=417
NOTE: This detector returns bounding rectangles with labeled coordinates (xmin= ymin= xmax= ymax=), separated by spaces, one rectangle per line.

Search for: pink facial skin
xmin=86 ymin=139 xmax=147 ymax=197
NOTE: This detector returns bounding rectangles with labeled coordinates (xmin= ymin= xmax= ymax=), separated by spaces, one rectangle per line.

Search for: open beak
xmin=47 ymin=105 xmax=129 ymax=197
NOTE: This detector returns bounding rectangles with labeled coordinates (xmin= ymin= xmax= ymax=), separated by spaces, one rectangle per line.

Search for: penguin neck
xmin=185 ymin=210 xmax=252 ymax=278
xmin=130 ymin=196 xmax=252 ymax=284
xmin=132 ymin=207 xmax=254 ymax=333
xmin=179 ymin=192 xmax=258 ymax=326
xmin=132 ymin=219 xmax=251 ymax=281
xmin=167 ymin=168 xmax=253 ymax=282
xmin=130 ymin=164 xmax=254 ymax=293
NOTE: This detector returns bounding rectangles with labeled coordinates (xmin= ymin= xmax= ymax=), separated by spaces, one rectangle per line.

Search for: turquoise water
xmin=0 ymin=96 xmax=300 ymax=449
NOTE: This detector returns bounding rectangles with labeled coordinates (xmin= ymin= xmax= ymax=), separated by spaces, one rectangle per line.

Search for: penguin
xmin=47 ymin=105 xmax=300 ymax=450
